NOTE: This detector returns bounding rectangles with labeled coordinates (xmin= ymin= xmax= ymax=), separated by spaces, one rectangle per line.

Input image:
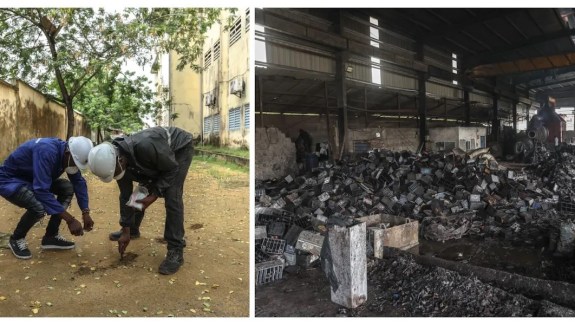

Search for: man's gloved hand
xmin=136 ymin=194 xmax=158 ymax=213
xmin=66 ymin=218 xmax=84 ymax=236
xmin=82 ymin=210 xmax=94 ymax=231
xmin=118 ymin=227 xmax=131 ymax=258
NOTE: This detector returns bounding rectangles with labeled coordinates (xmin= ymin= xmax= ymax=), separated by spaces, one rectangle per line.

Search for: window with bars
xmin=245 ymin=8 xmax=250 ymax=32
xmin=229 ymin=18 xmax=242 ymax=46
xmin=203 ymin=116 xmax=211 ymax=135
xmin=229 ymin=107 xmax=241 ymax=131
xmin=212 ymin=113 xmax=220 ymax=133
xmin=204 ymin=49 xmax=212 ymax=68
xmin=213 ymin=40 xmax=220 ymax=61
xmin=244 ymin=104 xmax=250 ymax=129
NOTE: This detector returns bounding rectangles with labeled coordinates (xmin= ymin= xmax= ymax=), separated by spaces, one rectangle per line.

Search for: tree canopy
xmin=0 ymin=8 xmax=224 ymax=139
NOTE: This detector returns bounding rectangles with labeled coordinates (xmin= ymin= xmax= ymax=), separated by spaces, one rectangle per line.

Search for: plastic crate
xmin=559 ymin=201 xmax=575 ymax=214
xmin=256 ymin=260 xmax=284 ymax=285
xmin=261 ymin=238 xmax=286 ymax=255
xmin=255 ymin=207 xmax=295 ymax=226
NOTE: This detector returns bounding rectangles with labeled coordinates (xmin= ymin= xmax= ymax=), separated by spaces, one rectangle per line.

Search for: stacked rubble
xmin=255 ymin=147 xmax=575 ymax=285
xmin=255 ymin=127 xmax=298 ymax=181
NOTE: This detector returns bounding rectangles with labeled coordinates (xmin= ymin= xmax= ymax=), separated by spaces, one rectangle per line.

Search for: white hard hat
xmin=88 ymin=142 xmax=117 ymax=183
xmin=68 ymin=136 xmax=94 ymax=170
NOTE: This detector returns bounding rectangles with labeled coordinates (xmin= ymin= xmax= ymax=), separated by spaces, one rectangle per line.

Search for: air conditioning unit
xmin=229 ymin=76 xmax=244 ymax=96
xmin=204 ymin=92 xmax=216 ymax=106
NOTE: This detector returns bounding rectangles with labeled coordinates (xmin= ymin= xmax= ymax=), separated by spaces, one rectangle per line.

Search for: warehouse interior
xmin=255 ymin=8 xmax=575 ymax=317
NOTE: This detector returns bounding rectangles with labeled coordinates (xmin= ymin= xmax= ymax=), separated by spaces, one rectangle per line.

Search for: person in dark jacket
xmin=0 ymin=136 xmax=94 ymax=259
xmin=88 ymin=126 xmax=194 ymax=275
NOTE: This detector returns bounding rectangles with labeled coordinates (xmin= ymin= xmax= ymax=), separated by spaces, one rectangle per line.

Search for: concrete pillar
xmin=326 ymin=223 xmax=367 ymax=309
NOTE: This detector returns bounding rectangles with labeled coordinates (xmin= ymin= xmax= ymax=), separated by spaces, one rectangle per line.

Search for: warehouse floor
xmin=256 ymin=238 xmax=575 ymax=317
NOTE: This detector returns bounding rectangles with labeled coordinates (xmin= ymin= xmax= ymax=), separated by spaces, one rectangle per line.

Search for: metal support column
xmin=492 ymin=95 xmax=499 ymax=141
xmin=364 ymin=88 xmax=368 ymax=127
xmin=336 ymin=51 xmax=348 ymax=156
xmin=325 ymin=81 xmax=334 ymax=162
xmin=444 ymin=98 xmax=447 ymax=126
xmin=512 ymin=101 xmax=518 ymax=132
xmin=417 ymin=43 xmax=427 ymax=151
xmin=397 ymin=93 xmax=401 ymax=128
xmin=464 ymin=89 xmax=470 ymax=126
xmin=258 ymin=75 xmax=264 ymax=126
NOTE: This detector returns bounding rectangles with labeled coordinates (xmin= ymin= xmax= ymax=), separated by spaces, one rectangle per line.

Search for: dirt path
xmin=0 ymin=159 xmax=249 ymax=317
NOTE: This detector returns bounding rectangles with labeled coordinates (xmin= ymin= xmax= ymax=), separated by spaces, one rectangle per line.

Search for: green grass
xmin=195 ymin=144 xmax=249 ymax=159
xmin=193 ymin=154 xmax=249 ymax=189
xmin=193 ymin=154 xmax=249 ymax=174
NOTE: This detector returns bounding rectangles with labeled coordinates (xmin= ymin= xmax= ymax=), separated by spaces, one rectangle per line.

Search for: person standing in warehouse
xmin=0 ymin=136 xmax=94 ymax=259
xmin=88 ymin=126 xmax=193 ymax=275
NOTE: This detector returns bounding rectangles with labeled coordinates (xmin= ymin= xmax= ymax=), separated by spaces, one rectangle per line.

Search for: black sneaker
xmin=158 ymin=249 xmax=184 ymax=275
xmin=109 ymin=229 xmax=141 ymax=241
xmin=41 ymin=234 xmax=75 ymax=250
xmin=9 ymin=237 xmax=32 ymax=259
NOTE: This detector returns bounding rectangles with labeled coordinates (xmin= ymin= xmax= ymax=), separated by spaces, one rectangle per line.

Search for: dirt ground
xmin=0 ymin=159 xmax=249 ymax=317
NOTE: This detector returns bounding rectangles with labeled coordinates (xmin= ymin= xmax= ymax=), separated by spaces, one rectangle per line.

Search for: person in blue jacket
xmin=0 ymin=136 xmax=94 ymax=259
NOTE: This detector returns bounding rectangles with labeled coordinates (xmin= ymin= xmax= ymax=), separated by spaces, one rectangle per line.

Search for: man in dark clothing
xmin=0 ymin=136 xmax=94 ymax=259
xmin=88 ymin=126 xmax=194 ymax=275
xmin=295 ymin=129 xmax=313 ymax=172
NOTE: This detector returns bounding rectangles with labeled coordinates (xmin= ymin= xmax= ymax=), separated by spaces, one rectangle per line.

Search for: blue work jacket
xmin=0 ymin=138 xmax=89 ymax=215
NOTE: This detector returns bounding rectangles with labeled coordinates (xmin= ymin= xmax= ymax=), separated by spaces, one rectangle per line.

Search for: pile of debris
xmin=254 ymin=147 xmax=575 ymax=285
xmin=365 ymin=254 xmax=575 ymax=316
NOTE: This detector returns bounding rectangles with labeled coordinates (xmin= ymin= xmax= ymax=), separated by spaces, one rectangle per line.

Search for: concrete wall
xmin=0 ymin=80 xmax=19 ymax=160
xmin=255 ymin=127 xmax=298 ymax=181
xmin=202 ymin=8 xmax=250 ymax=148
xmin=458 ymin=127 xmax=487 ymax=150
xmin=169 ymin=51 xmax=202 ymax=136
xmin=0 ymin=80 xmax=91 ymax=160
xmin=256 ymin=113 xmax=423 ymax=153
xmin=428 ymin=126 xmax=486 ymax=151
xmin=347 ymin=127 xmax=419 ymax=152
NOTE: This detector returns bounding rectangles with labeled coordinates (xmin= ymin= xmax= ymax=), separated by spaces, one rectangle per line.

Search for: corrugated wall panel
xmin=470 ymin=93 xmax=493 ymax=105
xmin=380 ymin=31 xmax=416 ymax=53
xmin=384 ymin=70 xmax=417 ymax=89
xmin=348 ymin=62 xmax=372 ymax=83
xmin=426 ymin=82 xmax=462 ymax=99
xmin=267 ymin=43 xmax=335 ymax=74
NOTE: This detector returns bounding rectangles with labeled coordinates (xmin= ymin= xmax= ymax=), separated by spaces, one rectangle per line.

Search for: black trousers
xmin=5 ymin=178 xmax=74 ymax=240
xmin=117 ymin=143 xmax=193 ymax=250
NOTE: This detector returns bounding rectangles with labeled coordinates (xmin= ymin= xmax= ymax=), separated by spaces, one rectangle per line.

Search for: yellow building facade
xmin=167 ymin=8 xmax=250 ymax=148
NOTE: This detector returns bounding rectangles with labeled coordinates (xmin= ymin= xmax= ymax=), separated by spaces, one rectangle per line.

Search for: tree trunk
xmin=383 ymin=246 xmax=575 ymax=309
xmin=97 ymin=125 xmax=102 ymax=144
xmin=42 ymin=18 xmax=74 ymax=139
xmin=65 ymin=100 xmax=75 ymax=140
